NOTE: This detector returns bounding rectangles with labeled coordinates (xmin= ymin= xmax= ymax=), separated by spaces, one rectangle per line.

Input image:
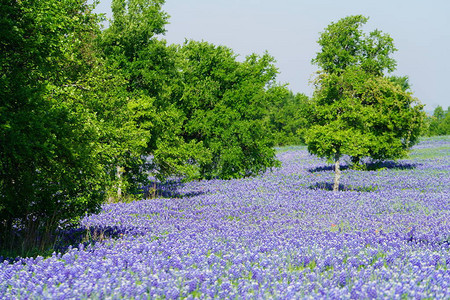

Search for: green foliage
xmin=0 ymin=0 xmax=283 ymax=257
xmin=0 ymin=0 xmax=156 ymax=256
xmin=99 ymin=2 xmax=281 ymax=182
xmin=101 ymin=0 xmax=173 ymax=96
xmin=312 ymin=15 xmax=397 ymax=76
xmin=99 ymin=0 xmax=186 ymax=183
xmin=388 ymin=75 xmax=411 ymax=92
xmin=264 ymin=87 xmax=311 ymax=146
xmin=306 ymin=67 xmax=424 ymax=162
xmin=426 ymin=106 xmax=450 ymax=136
xmin=150 ymin=106 xmax=212 ymax=181
xmin=99 ymin=0 xmax=210 ymax=182
xmin=305 ymin=15 xmax=425 ymax=190
xmin=69 ymin=67 xmax=155 ymax=198
xmin=174 ymin=41 xmax=280 ymax=179
xmin=0 ymin=0 xmax=109 ymax=254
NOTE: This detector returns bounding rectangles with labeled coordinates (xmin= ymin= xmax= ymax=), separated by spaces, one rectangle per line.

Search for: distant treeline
xmin=424 ymin=106 xmax=450 ymax=136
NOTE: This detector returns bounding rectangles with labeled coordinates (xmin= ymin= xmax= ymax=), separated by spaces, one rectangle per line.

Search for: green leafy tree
xmin=305 ymin=16 xmax=425 ymax=191
xmin=99 ymin=0 xmax=182 ymax=186
xmin=101 ymin=0 xmax=172 ymax=95
xmin=434 ymin=106 xmax=445 ymax=120
xmin=312 ymin=15 xmax=397 ymax=76
xmin=68 ymin=68 xmax=155 ymax=200
xmin=0 ymin=0 xmax=108 ymax=254
xmin=100 ymin=0 xmax=281 ymax=181
xmin=99 ymin=0 xmax=208 ymax=184
xmin=0 ymin=0 xmax=155 ymax=256
xmin=438 ymin=110 xmax=450 ymax=135
xmin=175 ymin=41 xmax=280 ymax=179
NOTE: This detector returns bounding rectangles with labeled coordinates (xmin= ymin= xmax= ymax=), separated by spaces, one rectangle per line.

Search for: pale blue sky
xmin=92 ymin=0 xmax=450 ymax=111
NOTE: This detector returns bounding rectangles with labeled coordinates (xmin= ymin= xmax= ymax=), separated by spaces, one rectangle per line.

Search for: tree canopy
xmin=174 ymin=41 xmax=280 ymax=179
xmin=264 ymin=88 xmax=311 ymax=146
xmin=98 ymin=1 xmax=283 ymax=182
xmin=312 ymin=15 xmax=397 ymax=76
xmin=1 ymin=0 xmax=107 ymax=252
xmin=0 ymin=0 xmax=170 ymax=255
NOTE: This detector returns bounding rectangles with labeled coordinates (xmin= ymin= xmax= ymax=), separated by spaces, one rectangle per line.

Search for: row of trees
xmin=1 ymin=1 xmax=425 ymax=254
xmin=0 ymin=0 xmax=306 ymax=254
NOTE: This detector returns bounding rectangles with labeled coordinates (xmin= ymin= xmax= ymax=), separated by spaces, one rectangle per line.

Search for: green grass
xmin=408 ymin=146 xmax=450 ymax=159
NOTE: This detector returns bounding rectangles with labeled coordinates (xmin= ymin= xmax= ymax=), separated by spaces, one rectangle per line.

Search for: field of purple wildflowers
xmin=1 ymin=136 xmax=449 ymax=299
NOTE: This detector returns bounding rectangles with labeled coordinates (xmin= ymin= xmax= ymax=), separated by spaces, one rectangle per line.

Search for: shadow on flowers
xmin=52 ymin=225 xmax=128 ymax=254
xmin=308 ymin=161 xmax=418 ymax=173
xmin=140 ymin=180 xmax=205 ymax=199
xmin=309 ymin=182 xmax=378 ymax=192
xmin=0 ymin=225 xmax=128 ymax=263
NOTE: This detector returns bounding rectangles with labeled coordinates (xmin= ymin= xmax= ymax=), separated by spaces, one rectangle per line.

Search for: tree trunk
xmin=116 ymin=165 xmax=122 ymax=199
xmin=333 ymin=158 xmax=341 ymax=192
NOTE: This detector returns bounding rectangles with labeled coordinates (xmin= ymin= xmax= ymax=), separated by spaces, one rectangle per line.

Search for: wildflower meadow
xmin=1 ymin=136 xmax=449 ymax=299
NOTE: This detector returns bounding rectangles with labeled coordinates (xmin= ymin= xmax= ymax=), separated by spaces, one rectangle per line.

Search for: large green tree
xmin=0 ymin=0 xmax=106 ymax=253
xmin=99 ymin=0 xmax=205 ymax=184
xmin=174 ymin=41 xmax=280 ymax=179
xmin=305 ymin=16 xmax=425 ymax=191
xmin=312 ymin=15 xmax=397 ymax=76
xmin=98 ymin=0 xmax=183 ymax=186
